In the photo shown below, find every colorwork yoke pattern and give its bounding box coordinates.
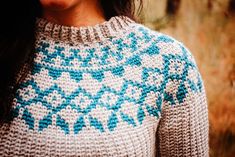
[0,16,209,156]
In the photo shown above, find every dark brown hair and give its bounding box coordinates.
[0,0,143,124]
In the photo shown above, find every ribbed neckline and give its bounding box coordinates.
[35,16,135,44]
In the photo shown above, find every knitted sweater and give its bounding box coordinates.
[0,16,209,157]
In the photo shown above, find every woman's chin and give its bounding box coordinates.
[40,0,78,11]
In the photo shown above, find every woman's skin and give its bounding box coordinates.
[40,0,106,27]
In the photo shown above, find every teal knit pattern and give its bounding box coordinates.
[0,16,209,157]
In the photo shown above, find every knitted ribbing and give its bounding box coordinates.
[0,16,209,157]
[36,16,134,44]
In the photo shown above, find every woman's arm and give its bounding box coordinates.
[156,42,209,156]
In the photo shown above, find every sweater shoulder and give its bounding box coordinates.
[128,23,196,64]
[127,23,199,72]
[127,24,204,104]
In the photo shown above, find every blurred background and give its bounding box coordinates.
[138,0,235,156]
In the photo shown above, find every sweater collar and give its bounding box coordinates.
[35,16,135,44]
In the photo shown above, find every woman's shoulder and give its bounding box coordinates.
[127,23,204,96]
[127,22,199,70]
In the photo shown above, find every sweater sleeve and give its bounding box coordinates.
[156,42,209,157]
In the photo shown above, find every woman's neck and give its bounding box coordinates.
[41,0,106,27]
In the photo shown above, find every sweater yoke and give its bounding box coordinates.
[0,16,209,157]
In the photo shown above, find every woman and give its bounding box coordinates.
[0,0,209,156]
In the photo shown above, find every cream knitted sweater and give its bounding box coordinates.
[0,16,209,156]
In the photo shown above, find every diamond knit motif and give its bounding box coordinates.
[11,25,202,135]
[1,16,208,157]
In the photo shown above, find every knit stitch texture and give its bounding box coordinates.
[0,16,209,156]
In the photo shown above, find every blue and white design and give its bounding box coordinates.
[11,25,203,135]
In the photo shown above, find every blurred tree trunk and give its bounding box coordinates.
[166,0,181,15]
[228,0,235,14]
[207,0,213,11]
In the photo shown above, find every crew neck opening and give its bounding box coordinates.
[35,16,135,44]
